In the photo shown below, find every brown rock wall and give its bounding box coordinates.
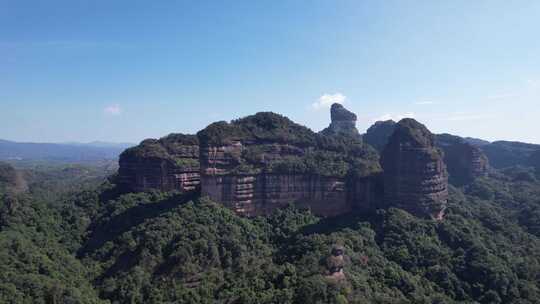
[201,172,355,217]
[381,119,449,219]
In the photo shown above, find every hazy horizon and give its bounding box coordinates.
[2,1,539,144]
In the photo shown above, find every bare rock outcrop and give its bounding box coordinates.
[320,103,360,138]
[198,112,380,217]
[325,245,346,281]
[364,120,488,186]
[118,134,200,192]
[381,119,448,219]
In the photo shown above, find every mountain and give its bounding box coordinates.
[2,107,540,303]
[363,120,396,152]
[119,104,456,219]
[380,118,448,219]
[363,121,540,170]
[0,139,134,163]
[480,141,540,169]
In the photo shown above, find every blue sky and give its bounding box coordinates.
[1,1,539,144]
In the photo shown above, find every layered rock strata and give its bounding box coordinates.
[201,172,350,216]
[198,112,380,217]
[118,134,200,192]
[381,119,448,219]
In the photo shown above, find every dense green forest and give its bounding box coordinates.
[1,159,540,303]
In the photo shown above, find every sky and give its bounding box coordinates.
[1,0,539,144]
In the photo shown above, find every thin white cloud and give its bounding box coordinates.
[371,112,415,123]
[0,40,127,50]
[486,93,518,100]
[312,93,346,110]
[104,104,122,116]
[446,113,495,121]
[527,79,540,88]
[414,101,437,105]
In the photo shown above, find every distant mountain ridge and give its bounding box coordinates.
[0,139,134,163]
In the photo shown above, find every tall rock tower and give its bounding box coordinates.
[320,103,360,138]
[381,118,448,219]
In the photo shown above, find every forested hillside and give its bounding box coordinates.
[1,159,540,303]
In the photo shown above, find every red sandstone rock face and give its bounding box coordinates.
[381,119,449,219]
[118,134,200,192]
[195,111,383,217]
[199,139,377,217]
[119,158,199,192]
[201,172,351,216]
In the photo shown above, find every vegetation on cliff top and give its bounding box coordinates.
[387,118,435,149]
[198,112,381,177]
[120,133,199,166]
[480,141,540,169]
[197,112,317,147]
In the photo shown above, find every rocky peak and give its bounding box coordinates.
[331,103,357,122]
[320,103,360,138]
[363,120,397,152]
[391,118,436,147]
[381,118,448,219]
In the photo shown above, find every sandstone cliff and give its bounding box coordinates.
[365,120,488,186]
[198,112,381,217]
[436,134,489,185]
[320,103,360,138]
[381,119,448,219]
[118,134,200,192]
